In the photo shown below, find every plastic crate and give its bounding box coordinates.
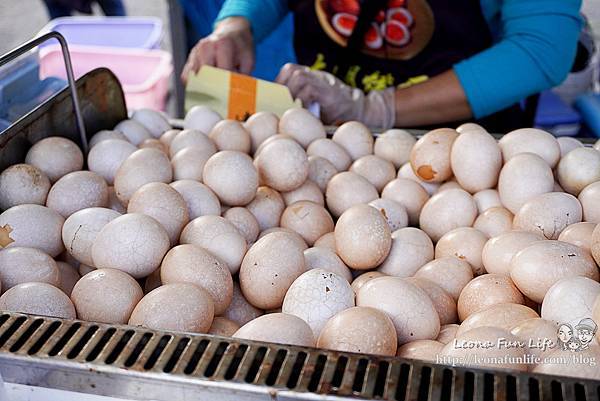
[534,90,581,137]
[39,45,172,111]
[38,16,163,49]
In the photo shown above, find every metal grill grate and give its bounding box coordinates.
[0,313,598,401]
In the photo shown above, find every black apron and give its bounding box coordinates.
[289,0,527,132]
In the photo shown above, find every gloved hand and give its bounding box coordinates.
[276,63,396,129]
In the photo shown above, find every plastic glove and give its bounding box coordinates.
[276,63,396,129]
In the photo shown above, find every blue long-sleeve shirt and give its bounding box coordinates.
[216,0,582,119]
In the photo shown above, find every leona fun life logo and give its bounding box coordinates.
[557,318,597,352]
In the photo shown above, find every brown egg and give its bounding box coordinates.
[203,151,258,206]
[55,261,80,295]
[171,147,214,181]
[314,232,336,252]
[258,227,308,250]
[557,222,596,253]
[499,128,560,168]
[481,231,544,276]
[304,247,352,282]
[91,213,170,278]
[513,192,582,240]
[25,137,83,182]
[510,240,598,303]
[397,162,440,195]
[379,227,434,277]
[280,201,334,246]
[0,282,75,318]
[415,257,473,301]
[114,119,153,145]
[0,247,59,290]
[0,204,65,257]
[281,180,324,206]
[351,271,386,292]
[140,138,168,153]
[381,178,430,225]
[436,324,459,344]
[457,303,539,336]
[208,119,252,153]
[160,244,233,315]
[62,207,121,266]
[46,171,108,218]
[233,313,315,346]
[317,306,397,356]
[397,340,444,361]
[435,227,488,276]
[244,111,278,153]
[350,155,396,191]
[170,180,221,219]
[335,204,391,270]
[498,153,554,214]
[87,139,137,185]
[374,129,416,168]
[533,347,600,380]
[332,121,374,161]
[169,129,217,157]
[183,105,222,133]
[209,317,240,337]
[419,189,478,242]
[410,128,459,182]
[222,282,264,326]
[89,130,128,148]
[132,108,171,138]
[473,207,513,238]
[159,129,180,149]
[129,283,214,333]
[510,318,557,358]
[246,186,285,231]
[473,189,502,213]
[557,136,583,157]
[127,182,189,245]
[114,148,172,205]
[0,164,51,210]
[541,276,600,329]
[180,216,247,274]
[107,186,126,214]
[307,156,338,192]
[406,277,457,325]
[368,198,409,232]
[579,181,600,223]
[557,147,600,195]
[278,108,326,147]
[450,129,502,193]
[71,268,143,323]
[239,232,306,309]
[326,172,378,218]
[256,138,308,192]
[254,134,296,157]
[223,207,260,244]
[357,276,440,344]
[457,274,524,321]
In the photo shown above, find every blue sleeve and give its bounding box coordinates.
[454,0,582,118]
[216,0,289,43]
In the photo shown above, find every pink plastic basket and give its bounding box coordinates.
[39,45,172,111]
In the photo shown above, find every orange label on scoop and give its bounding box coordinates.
[228,72,257,121]
[0,224,14,248]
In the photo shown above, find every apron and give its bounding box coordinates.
[289,0,527,132]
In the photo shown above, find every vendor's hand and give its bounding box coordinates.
[182,17,255,83]
[276,63,396,129]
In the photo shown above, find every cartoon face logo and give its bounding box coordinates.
[558,324,573,344]
[566,338,581,352]
[558,319,597,352]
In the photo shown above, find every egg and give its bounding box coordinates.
[254,134,295,157]
[331,121,374,160]
[513,192,582,239]
[203,151,258,206]
[557,222,596,253]
[114,148,172,205]
[593,224,600,266]
[171,147,214,181]
[510,318,557,358]
[240,232,306,309]
[510,240,598,303]
[114,119,153,145]
[374,129,416,168]
[351,271,386,292]
[314,232,336,251]
[258,227,308,250]
[396,340,444,362]
[450,129,502,193]
[233,313,315,346]
[127,182,189,245]
[326,172,378,218]
[557,147,600,195]
[349,155,395,191]
[107,186,126,214]
[246,186,285,231]
[473,189,502,213]
[160,244,233,315]
[278,107,326,148]
[46,171,108,218]
[381,178,430,225]
[170,180,221,220]
[209,317,240,337]
[159,129,180,149]
[87,139,137,185]
[282,269,354,337]
[379,227,433,277]
[481,231,544,276]
[129,282,214,333]
[0,247,59,289]
[0,282,75,319]
[256,138,308,192]
[89,130,128,148]
[596,139,600,151]
[498,153,554,214]
[434,227,488,275]
[541,276,600,327]
[208,119,252,153]
[131,108,171,138]
[533,347,600,380]
[498,128,560,168]
[303,247,352,282]
[579,181,600,223]
[415,257,473,301]
[183,105,222,133]
[435,181,463,193]
[0,164,51,210]
[457,303,539,336]
[335,204,391,270]
[71,268,143,323]
[405,277,457,325]
[280,201,334,246]
[436,324,459,344]
[62,207,121,266]
[557,136,584,157]
[223,207,260,244]
[473,207,513,238]
[419,189,478,242]
[140,138,168,154]
[317,306,397,356]
[0,204,65,256]
[457,274,524,321]
[222,282,264,326]
[25,137,83,183]
[397,162,440,195]
[456,123,487,134]
[169,129,217,157]
[244,111,278,153]
[307,156,338,192]
[410,128,458,182]
[357,276,440,344]
[91,213,170,278]
[180,215,247,274]
[55,261,79,296]
[368,198,409,232]
[281,180,324,206]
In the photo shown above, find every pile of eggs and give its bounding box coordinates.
[1,105,600,379]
